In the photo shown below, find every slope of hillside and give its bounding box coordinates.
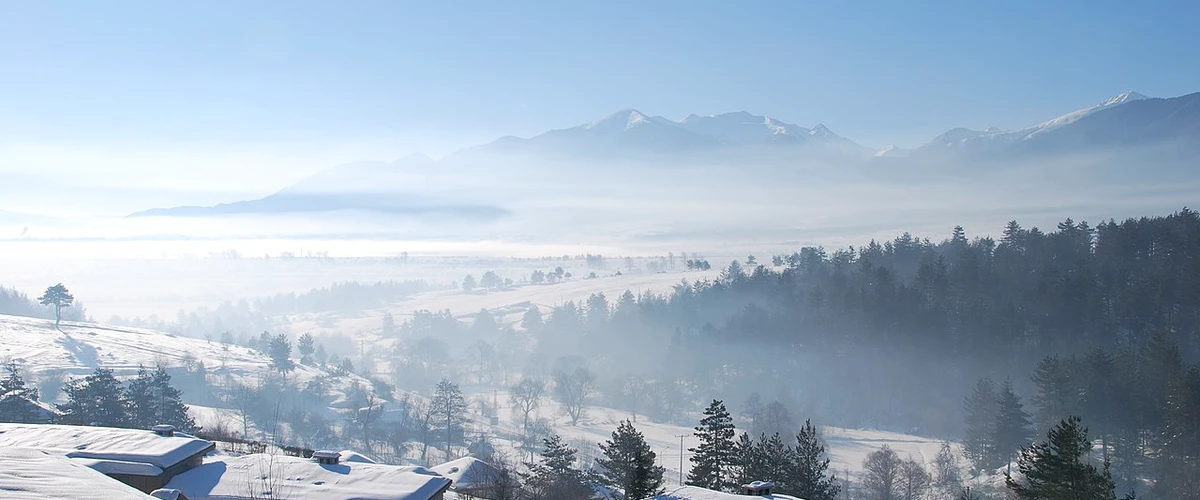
[0,314,380,411]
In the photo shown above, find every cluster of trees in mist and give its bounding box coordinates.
[0,284,89,324]
[0,360,195,432]
[961,335,1200,498]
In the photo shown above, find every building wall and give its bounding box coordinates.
[108,472,165,493]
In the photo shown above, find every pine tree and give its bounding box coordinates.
[149,366,196,432]
[1006,416,1116,500]
[297,332,316,364]
[431,378,467,459]
[123,365,195,432]
[1155,366,1200,499]
[59,368,126,427]
[266,333,295,374]
[687,399,736,490]
[597,420,664,499]
[789,420,840,500]
[1031,354,1077,436]
[0,359,40,423]
[992,380,1034,472]
[521,305,543,333]
[38,283,74,330]
[521,434,592,500]
[732,432,766,487]
[1078,348,1116,460]
[756,433,791,490]
[123,366,155,428]
[962,377,998,471]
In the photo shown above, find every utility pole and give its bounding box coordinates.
[675,434,687,485]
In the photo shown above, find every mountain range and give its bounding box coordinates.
[131,90,1200,218]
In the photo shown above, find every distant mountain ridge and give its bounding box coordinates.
[129,90,1200,218]
[891,91,1198,157]
[452,108,871,159]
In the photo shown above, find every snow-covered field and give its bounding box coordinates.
[286,267,722,337]
[458,387,961,486]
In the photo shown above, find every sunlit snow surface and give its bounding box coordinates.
[0,447,153,500]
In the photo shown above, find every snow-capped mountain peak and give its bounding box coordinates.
[1101,90,1148,107]
[678,111,808,143]
[918,89,1173,154]
[583,108,667,133]
[809,123,835,139]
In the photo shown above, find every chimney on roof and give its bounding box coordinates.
[742,481,775,496]
[152,424,176,437]
[313,450,340,465]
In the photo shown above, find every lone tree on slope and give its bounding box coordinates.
[38,283,74,330]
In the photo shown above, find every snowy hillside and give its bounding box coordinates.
[0,314,385,415]
[0,314,265,379]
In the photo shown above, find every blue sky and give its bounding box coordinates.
[1,0,1198,203]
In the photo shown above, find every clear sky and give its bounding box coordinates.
[1,0,1198,210]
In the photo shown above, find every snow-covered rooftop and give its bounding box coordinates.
[0,423,214,470]
[165,453,453,500]
[429,456,500,490]
[71,457,164,477]
[0,447,154,500]
[647,485,803,500]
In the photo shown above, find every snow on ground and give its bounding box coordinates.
[820,426,954,478]
[0,314,268,380]
[188,405,258,436]
[650,485,802,500]
[471,388,960,485]
[164,452,452,500]
[0,447,154,500]
[0,314,389,435]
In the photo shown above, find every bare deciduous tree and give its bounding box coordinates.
[510,378,546,438]
[898,456,931,500]
[552,367,596,426]
[862,445,902,500]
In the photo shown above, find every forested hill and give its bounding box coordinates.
[523,208,1199,438]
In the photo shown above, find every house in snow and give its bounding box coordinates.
[0,423,215,493]
[0,447,156,500]
[163,449,453,500]
[645,484,804,500]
